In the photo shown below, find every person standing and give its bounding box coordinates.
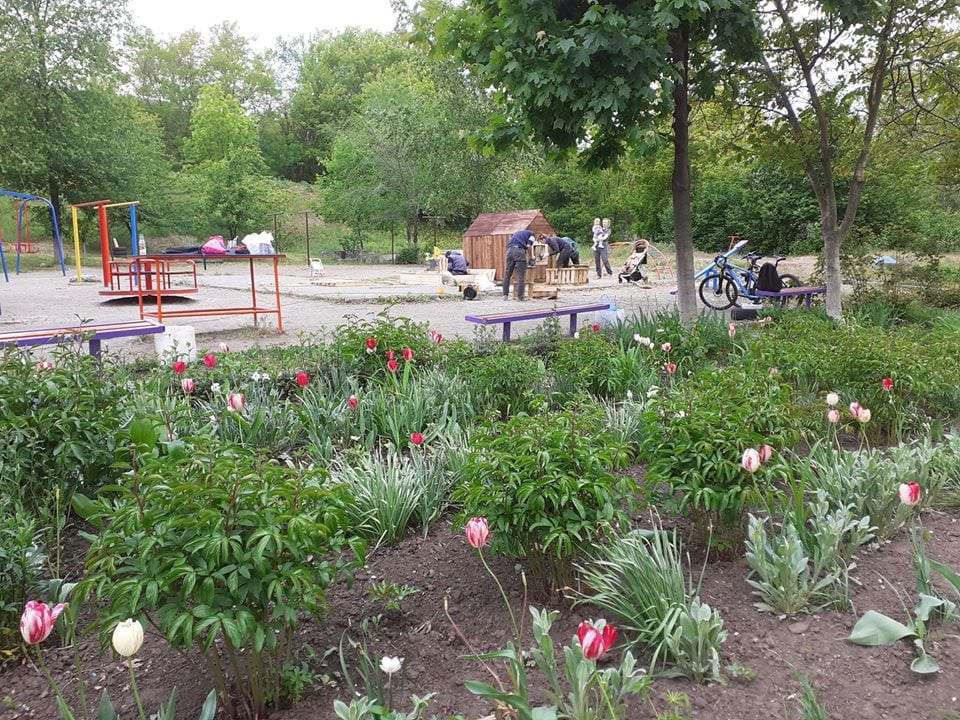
[503,229,535,300]
[593,218,613,278]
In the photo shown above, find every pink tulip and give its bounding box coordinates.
[666,363,677,374]
[365,337,377,353]
[385,350,396,361]
[849,401,862,418]
[429,330,443,344]
[403,347,415,362]
[856,407,871,423]
[882,377,894,391]
[728,322,736,338]
[577,621,617,661]
[661,342,672,352]
[20,601,67,645]
[410,432,425,446]
[172,360,187,374]
[218,342,230,354]
[826,408,840,424]
[347,395,359,410]
[898,482,920,506]
[227,393,245,412]
[742,448,761,473]
[592,324,601,332]
[203,353,217,369]
[769,367,779,376]
[181,378,196,394]
[387,359,400,373]
[37,360,54,371]
[295,372,309,387]
[759,444,774,464]
[465,517,489,548]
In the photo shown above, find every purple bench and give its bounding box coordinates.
[754,285,826,309]
[466,303,610,341]
[0,319,165,358]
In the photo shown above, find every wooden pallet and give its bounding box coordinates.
[529,284,559,299]
[545,266,590,285]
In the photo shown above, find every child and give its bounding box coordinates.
[593,217,613,278]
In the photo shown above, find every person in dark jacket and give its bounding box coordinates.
[445,250,469,275]
[542,235,578,268]
[503,229,535,300]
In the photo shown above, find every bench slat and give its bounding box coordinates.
[466,303,610,325]
[754,286,825,297]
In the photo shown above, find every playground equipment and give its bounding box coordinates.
[0,190,67,281]
[67,199,141,285]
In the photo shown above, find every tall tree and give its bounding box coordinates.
[0,0,126,214]
[741,0,958,317]
[427,0,759,323]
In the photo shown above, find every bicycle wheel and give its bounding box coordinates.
[777,273,803,308]
[699,273,739,310]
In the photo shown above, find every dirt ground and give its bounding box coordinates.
[3,510,959,720]
[0,252,818,359]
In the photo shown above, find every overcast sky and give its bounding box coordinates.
[127,0,397,48]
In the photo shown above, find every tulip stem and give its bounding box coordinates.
[33,647,71,716]
[477,550,520,645]
[597,672,619,720]
[127,658,148,720]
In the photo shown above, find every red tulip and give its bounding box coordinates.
[577,621,617,661]
[882,377,894,391]
[37,360,54,371]
[218,342,230,354]
[347,395,359,410]
[386,350,396,361]
[181,378,196,394]
[227,393,245,412]
[666,363,677,374]
[592,324,601,332]
[898,482,920,506]
[429,330,443,344]
[410,432,425,446]
[759,444,774,464]
[172,360,187,374]
[742,448,761,473]
[387,359,400,373]
[402,347,415,362]
[203,353,217,369]
[465,517,489,548]
[20,601,66,645]
[296,372,309,387]
[365,337,377,353]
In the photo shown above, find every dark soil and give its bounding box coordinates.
[3,513,960,720]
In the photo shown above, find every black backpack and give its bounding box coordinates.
[756,262,783,293]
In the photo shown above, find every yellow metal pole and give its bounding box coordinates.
[71,207,83,282]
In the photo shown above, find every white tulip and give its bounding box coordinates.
[826,392,839,406]
[112,618,144,657]
[380,655,403,675]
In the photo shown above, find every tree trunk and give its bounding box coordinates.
[822,219,843,319]
[669,25,697,326]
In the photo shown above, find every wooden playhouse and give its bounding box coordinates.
[462,209,556,281]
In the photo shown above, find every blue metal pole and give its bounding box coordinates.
[46,199,66,275]
[130,204,138,256]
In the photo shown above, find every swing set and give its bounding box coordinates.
[0,190,67,281]
[67,199,141,285]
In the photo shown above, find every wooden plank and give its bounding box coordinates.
[465,303,610,324]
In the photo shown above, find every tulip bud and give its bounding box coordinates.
[347,395,359,410]
[112,618,144,657]
[856,407,871,423]
[172,360,187,374]
[410,432,425,446]
[365,337,377,353]
[465,517,489,548]
[882,377,894,391]
[402,347,415,362]
[826,408,840,424]
[661,342,671,352]
[37,360,55,371]
[768,367,779,376]
[227,393,245,412]
[181,378,196,394]
[759,444,774,464]
[826,392,839,406]
[666,363,677,374]
[741,448,761,473]
[728,322,736,338]
[898,482,920,506]
[295,372,309,387]
[849,401,862,418]
[592,324,601,332]
[19,601,66,645]
[203,353,217,369]
[387,359,399,373]
[218,342,230,354]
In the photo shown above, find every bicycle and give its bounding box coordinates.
[697,250,802,310]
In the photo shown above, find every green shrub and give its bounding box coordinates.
[394,246,421,264]
[640,364,801,551]
[462,346,549,420]
[331,310,436,380]
[79,425,364,719]
[455,408,632,596]
[0,504,44,653]
[548,331,619,396]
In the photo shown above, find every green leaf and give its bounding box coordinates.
[198,689,218,720]
[129,419,159,447]
[532,707,558,720]
[97,690,117,720]
[847,611,916,646]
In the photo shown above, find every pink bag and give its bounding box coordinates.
[201,236,227,255]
